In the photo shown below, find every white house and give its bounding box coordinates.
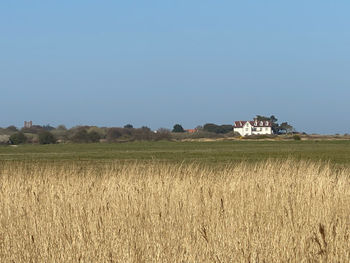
[234,119,273,136]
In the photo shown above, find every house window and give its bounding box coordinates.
[245,128,248,131]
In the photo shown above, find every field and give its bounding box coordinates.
[1,140,350,262]
[0,140,349,165]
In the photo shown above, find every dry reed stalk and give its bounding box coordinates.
[0,160,349,262]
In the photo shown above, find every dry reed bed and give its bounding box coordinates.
[0,161,350,262]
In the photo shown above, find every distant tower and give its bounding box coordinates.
[24,121,33,128]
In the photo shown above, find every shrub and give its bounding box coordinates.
[293,135,301,141]
[6,125,18,133]
[133,127,154,141]
[42,125,55,131]
[21,125,45,134]
[87,131,101,143]
[56,125,67,131]
[87,127,106,138]
[172,124,185,133]
[71,129,90,143]
[155,128,171,141]
[106,128,123,142]
[9,132,27,145]
[203,123,233,134]
[38,131,56,144]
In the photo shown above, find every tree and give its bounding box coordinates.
[42,124,55,131]
[21,125,44,134]
[71,129,90,143]
[124,124,133,129]
[270,115,278,124]
[6,125,18,132]
[203,123,232,134]
[106,128,123,142]
[38,131,56,144]
[269,115,279,134]
[220,125,233,134]
[203,123,219,133]
[56,125,67,131]
[133,127,154,141]
[9,132,27,145]
[279,122,293,134]
[255,115,270,121]
[172,124,185,133]
[155,128,171,141]
[87,131,101,143]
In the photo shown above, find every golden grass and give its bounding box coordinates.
[0,161,350,262]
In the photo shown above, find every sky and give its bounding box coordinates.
[1,1,349,134]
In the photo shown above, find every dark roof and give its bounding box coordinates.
[234,120,271,128]
[234,121,247,128]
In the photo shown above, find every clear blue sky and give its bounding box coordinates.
[1,1,349,134]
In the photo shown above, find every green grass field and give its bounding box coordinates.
[0,140,349,166]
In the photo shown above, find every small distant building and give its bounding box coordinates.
[24,121,33,129]
[185,129,197,133]
[234,118,273,136]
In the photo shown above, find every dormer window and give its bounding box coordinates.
[259,121,263,126]
[265,121,269,126]
[254,121,257,126]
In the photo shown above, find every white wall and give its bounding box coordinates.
[251,127,272,135]
[233,127,244,136]
[234,125,272,136]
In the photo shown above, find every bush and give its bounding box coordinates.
[9,132,27,145]
[21,125,45,134]
[71,129,90,143]
[133,127,154,141]
[56,125,67,131]
[155,128,171,141]
[6,125,18,133]
[87,131,101,143]
[106,128,123,142]
[39,131,56,144]
[42,125,55,131]
[203,123,233,134]
[87,127,106,138]
[293,135,301,141]
[172,124,185,133]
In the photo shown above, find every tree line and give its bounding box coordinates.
[0,115,295,145]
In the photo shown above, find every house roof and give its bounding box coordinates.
[234,121,247,128]
[234,120,271,128]
[186,129,197,133]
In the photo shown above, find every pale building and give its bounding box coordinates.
[24,121,33,128]
[234,119,273,136]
